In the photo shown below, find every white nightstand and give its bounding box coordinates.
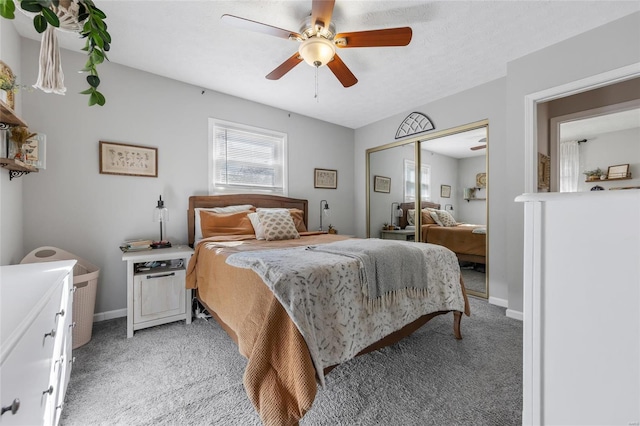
[380,229,416,241]
[122,245,193,338]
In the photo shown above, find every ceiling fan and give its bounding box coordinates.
[470,137,487,151]
[221,0,412,88]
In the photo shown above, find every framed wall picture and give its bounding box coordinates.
[23,133,46,169]
[99,141,158,177]
[440,184,451,198]
[373,175,391,193]
[607,163,630,179]
[538,153,550,190]
[314,168,337,189]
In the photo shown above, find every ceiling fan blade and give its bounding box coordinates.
[470,145,487,151]
[221,14,301,40]
[266,53,303,80]
[311,0,335,29]
[335,27,413,48]
[327,54,358,88]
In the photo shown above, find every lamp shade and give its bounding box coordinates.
[299,36,336,67]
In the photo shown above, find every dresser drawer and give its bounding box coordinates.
[1,281,62,426]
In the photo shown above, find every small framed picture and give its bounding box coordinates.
[314,168,337,189]
[99,141,158,177]
[23,133,46,169]
[373,175,391,193]
[606,164,630,179]
[440,184,451,198]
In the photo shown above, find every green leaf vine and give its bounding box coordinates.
[0,0,111,106]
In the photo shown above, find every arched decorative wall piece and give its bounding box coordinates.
[395,112,435,139]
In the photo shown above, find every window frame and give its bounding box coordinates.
[403,159,431,203]
[208,118,288,195]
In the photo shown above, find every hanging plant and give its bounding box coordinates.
[0,0,111,106]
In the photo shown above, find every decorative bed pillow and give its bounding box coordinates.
[248,212,265,240]
[195,205,254,242]
[407,209,415,226]
[421,209,437,224]
[430,210,457,227]
[288,208,308,233]
[429,211,444,226]
[255,208,307,233]
[200,209,255,238]
[257,209,300,241]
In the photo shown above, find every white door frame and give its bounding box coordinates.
[521,62,640,425]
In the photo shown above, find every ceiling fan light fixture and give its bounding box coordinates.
[298,36,336,68]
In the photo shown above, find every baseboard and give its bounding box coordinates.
[93,308,127,322]
[506,309,523,321]
[488,296,508,308]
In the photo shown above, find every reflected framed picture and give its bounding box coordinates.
[607,163,630,179]
[373,175,391,193]
[99,141,158,177]
[440,184,451,198]
[314,168,337,189]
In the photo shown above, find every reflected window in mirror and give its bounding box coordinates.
[404,159,430,202]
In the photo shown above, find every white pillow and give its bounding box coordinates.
[429,211,443,226]
[407,209,415,226]
[194,205,254,243]
[257,209,299,241]
[248,212,265,240]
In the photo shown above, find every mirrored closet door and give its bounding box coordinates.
[366,120,489,298]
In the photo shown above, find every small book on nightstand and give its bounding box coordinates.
[120,239,153,252]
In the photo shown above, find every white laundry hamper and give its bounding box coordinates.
[21,246,100,349]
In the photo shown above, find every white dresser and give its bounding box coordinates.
[1,260,76,426]
[517,190,639,425]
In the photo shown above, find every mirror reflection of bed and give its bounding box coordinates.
[367,121,488,298]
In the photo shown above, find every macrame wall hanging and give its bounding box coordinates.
[20,0,83,95]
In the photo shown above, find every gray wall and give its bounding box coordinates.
[17,39,354,315]
[505,11,640,314]
[457,155,486,225]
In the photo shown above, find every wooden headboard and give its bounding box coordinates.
[188,194,308,246]
[399,201,441,229]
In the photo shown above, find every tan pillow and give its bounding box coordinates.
[421,210,437,224]
[200,210,255,237]
[257,209,300,241]
[288,208,308,233]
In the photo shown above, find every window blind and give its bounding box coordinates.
[212,122,286,194]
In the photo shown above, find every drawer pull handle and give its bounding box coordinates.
[1,399,20,416]
[55,309,65,319]
[70,286,77,293]
[69,322,76,330]
[44,329,56,339]
[146,272,175,279]
[42,385,54,396]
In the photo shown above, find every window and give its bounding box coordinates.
[209,118,287,195]
[404,159,430,202]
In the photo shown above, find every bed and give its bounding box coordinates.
[186,194,470,425]
[400,201,486,265]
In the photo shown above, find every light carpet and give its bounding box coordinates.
[60,297,522,425]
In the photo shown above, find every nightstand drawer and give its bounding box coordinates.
[133,269,186,323]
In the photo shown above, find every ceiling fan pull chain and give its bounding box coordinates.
[315,66,319,102]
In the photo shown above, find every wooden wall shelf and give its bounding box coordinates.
[585,176,632,183]
[0,158,38,180]
[0,100,27,128]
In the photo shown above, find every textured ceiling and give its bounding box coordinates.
[11,1,640,129]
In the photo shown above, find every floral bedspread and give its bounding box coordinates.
[226,240,465,385]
